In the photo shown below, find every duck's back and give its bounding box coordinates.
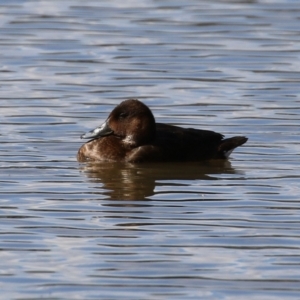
[153,123,224,161]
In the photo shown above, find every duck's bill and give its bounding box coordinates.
[81,120,113,139]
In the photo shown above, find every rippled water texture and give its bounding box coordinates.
[1,0,300,299]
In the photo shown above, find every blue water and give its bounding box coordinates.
[0,0,300,299]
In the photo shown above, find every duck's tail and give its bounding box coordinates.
[217,136,248,159]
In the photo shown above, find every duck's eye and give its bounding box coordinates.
[119,112,128,119]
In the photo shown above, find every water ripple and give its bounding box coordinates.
[0,0,300,299]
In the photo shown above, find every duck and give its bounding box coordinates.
[77,99,247,163]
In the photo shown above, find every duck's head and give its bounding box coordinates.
[81,99,156,147]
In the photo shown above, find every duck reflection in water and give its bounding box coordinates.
[79,160,243,200]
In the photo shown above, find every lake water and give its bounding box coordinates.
[1,0,300,299]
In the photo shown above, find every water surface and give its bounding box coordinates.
[1,0,300,299]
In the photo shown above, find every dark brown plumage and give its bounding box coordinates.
[77,99,247,163]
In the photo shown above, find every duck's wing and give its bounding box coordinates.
[155,123,223,160]
[155,123,247,160]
